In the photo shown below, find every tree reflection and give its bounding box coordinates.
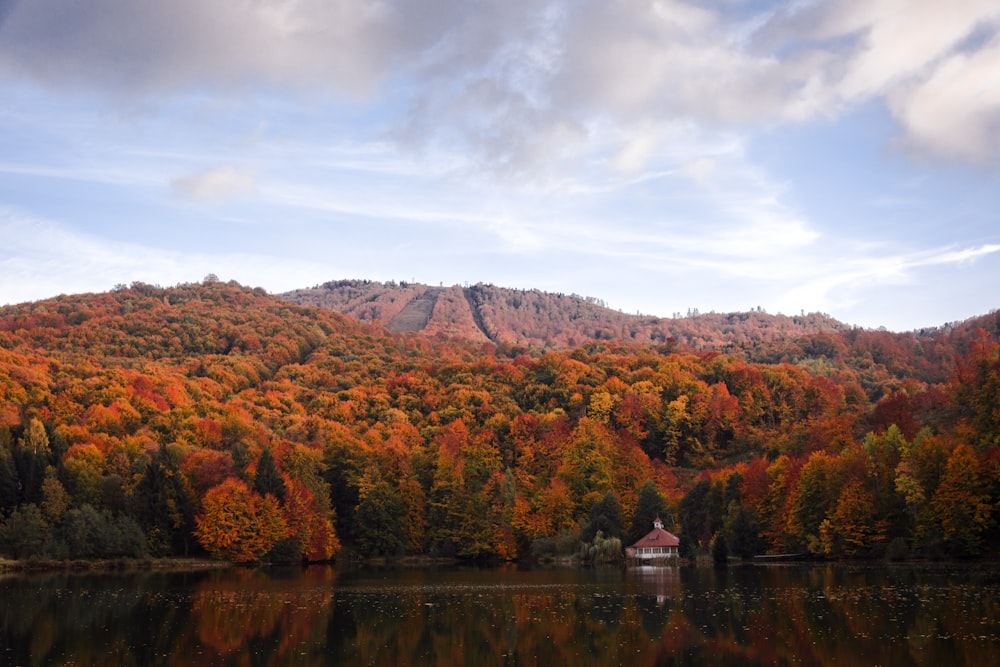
[1,564,998,665]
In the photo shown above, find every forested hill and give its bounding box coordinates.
[1,280,998,564]
[283,279,999,386]
[280,280,851,350]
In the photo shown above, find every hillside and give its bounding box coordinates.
[283,279,1000,388]
[281,280,851,350]
[1,280,998,563]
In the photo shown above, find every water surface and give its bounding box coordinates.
[2,563,997,665]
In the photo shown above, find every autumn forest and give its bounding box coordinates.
[1,280,998,564]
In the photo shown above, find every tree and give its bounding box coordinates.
[62,443,106,508]
[55,505,146,559]
[727,505,762,560]
[712,533,729,565]
[787,452,841,553]
[557,418,615,511]
[279,479,341,562]
[924,444,992,556]
[954,334,1000,450]
[626,481,667,546]
[13,421,49,505]
[130,446,195,557]
[678,479,722,552]
[817,481,883,558]
[253,447,286,502]
[582,530,623,563]
[661,395,691,466]
[580,491,624,543]
[40,469,70,524]
[0,445,21,513]
[21,418,50,456]
[0,504,49,559]
[195,478,288,562]
[354,480,407,557]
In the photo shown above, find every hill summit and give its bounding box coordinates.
[281,280,850,350]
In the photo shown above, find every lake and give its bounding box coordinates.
[1,563,998,665]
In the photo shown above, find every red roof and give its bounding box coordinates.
[629,518,680,549]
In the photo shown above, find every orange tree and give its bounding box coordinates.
[195,477,288,562]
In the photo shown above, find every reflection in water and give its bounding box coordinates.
[2,564,999,665]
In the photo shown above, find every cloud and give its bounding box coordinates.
[776,242,1000,316]
[0,209,331,305]
[171,165,256,203]
[2,0,999,169]
[0,0,406,96]
[768,0,1000,162]
[887,33,1000,163]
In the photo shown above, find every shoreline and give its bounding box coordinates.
[0,557,230,574]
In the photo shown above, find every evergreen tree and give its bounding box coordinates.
[728,505,762,560]
[712,533,729,565]
[0,445,19,513]
[626,481,667,545]
[130,446,194,557]
[580,491,624,543]
[679,479,721,552]
[355,480,407,557]
[253,447,287,501]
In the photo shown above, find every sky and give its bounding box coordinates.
[1,0,999,332]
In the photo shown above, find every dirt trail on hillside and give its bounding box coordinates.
[387,288,441,332]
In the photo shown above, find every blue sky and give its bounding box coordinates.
[1,0,998,331]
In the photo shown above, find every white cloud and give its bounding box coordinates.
[171,166,257,203]
[774,0,1000,162]
[3,0,999,167]
[888,34,1000,163]
[0,210,330,305]
[776,242,1000,316]
[1,0,998,332]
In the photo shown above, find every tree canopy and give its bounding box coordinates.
[0,281,997,561]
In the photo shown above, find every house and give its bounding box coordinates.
[626,517,680,561]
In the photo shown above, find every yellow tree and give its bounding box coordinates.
[557,417,614,512]
[818,481,884,557]
[923,444,993,556]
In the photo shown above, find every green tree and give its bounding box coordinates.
[0,444,19,513]
[322,439,363,542]
[626,481,667,546]
[130,446,195,557]
[582,530,623,563]
[712,533,729,565]
[55,505,146,559]
[355,480,408,557]
[727,505,762,560]
[0,504,49,559]
[787,451,842,553]
[253,447,287,501]
[557,418,614,510]
[679,479,722,552]
[580,491,624,543]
